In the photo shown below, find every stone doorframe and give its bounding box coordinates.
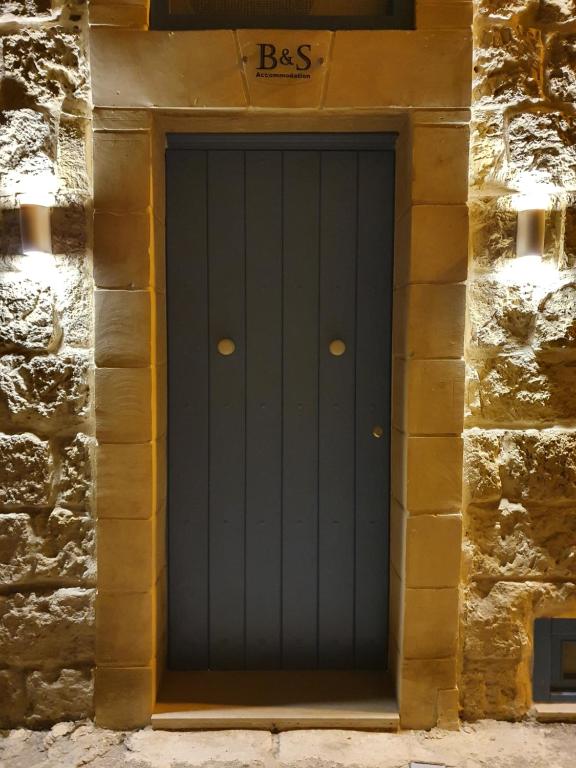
[89,21,471,732]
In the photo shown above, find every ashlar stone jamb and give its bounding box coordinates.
[92,124,158,729]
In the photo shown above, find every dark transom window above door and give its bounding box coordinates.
[166,133,395,672]
[151,0,414,31]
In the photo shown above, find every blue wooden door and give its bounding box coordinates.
[166,134,395,670]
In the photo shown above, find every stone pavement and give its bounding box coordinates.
[1,720,576,768]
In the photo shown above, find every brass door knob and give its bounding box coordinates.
[329,339,346,357]
[372,425,384,439]
[217,338,236,356]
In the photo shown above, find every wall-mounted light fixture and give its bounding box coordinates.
[19,198,52,257]
[514,188,549,260]
[17,175,56,257]
[18,195,52,256]
[496,186,557,289]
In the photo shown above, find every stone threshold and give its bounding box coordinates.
[152,670,399,731]
[533,702,576,723]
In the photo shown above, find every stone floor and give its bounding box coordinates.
[1,720,576,768]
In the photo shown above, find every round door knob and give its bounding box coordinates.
[217,338,236,356]
[329,339,346,357]
[372,425,384,439]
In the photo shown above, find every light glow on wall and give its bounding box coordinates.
[511,175,554,212]
[513,189,552,213]
[496,254,558,290]
[17,172,57,208]
[16,250,58,280]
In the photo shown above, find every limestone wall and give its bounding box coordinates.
[463,0,576,719]
[0,1,94,726]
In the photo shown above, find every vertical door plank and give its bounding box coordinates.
[208,150,246,669]
[282,150,321,669]
[318,151,357,668]
[166,149,210,669]
[355,150,395,668]
[245,151,283,669]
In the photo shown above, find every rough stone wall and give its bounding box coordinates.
[463,0,576,719]
[0,0,94,727]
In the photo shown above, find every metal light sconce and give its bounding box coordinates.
[496,187,555,286]
[19,198,52,257]
[515,188,549,260]
[17,175,56,257]
[516,207,545,259]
